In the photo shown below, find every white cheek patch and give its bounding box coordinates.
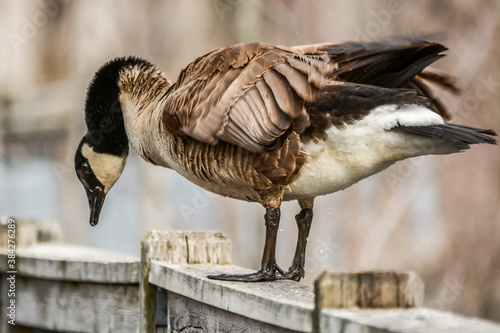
[81,143,127,193]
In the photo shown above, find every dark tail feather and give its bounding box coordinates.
[417,68,461,95]
[331,40,447,89]
[399,123,497,145]
[405,77,451,120]
[321,39,454,119]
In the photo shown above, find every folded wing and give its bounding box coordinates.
[165,39,461,153]
[164,42,336,152]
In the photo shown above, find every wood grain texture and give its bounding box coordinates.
[14,276,138,332]
[0,243,140,332]
[314,271,424,310]
[166,291,301,333]
[0,243,139,283]
[0,218,62,249]
[148,262,314,332]
[140,231,231,333]
[149,263,500,333]
[320,308,500,333]
[0,236,498,333]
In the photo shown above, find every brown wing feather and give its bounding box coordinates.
[165,42,335,152]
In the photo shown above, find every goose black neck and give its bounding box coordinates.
[83,93,128,156]
[84,57,150,156]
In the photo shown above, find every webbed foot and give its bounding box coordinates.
[208,265,285,282]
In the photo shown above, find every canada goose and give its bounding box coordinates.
[75,39,496,282]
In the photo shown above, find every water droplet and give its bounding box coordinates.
[295,30,298,34]
[279,228,283,232]
[306,237,310,241]
[328,212,331,216]
[320,248,324,253]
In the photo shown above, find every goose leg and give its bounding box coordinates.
[208,208,284,282]
[281,199,314,282]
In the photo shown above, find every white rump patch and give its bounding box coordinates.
[369,104,444,130]
[285,104,447,199]
[81,143,127,192]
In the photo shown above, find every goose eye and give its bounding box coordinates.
[81,162,91,174]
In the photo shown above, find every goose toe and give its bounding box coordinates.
[208,265,285,282]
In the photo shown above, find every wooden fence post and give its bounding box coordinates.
[139,231,231,333]
[0,218,62,248]
[314,271,424,332]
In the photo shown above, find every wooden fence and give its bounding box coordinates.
[1,219,500,333]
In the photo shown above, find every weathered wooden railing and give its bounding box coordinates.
[1,219,500,333]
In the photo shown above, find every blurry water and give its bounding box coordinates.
[1,156,59,219]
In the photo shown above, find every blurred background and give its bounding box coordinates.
[1,0,499,322]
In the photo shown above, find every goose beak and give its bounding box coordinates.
[86,186,106,226]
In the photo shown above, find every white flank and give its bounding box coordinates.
[81,143,127,192]
[285,104,445,200]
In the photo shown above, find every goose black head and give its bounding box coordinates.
[75,137,128,226]
[75,57,145,226]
